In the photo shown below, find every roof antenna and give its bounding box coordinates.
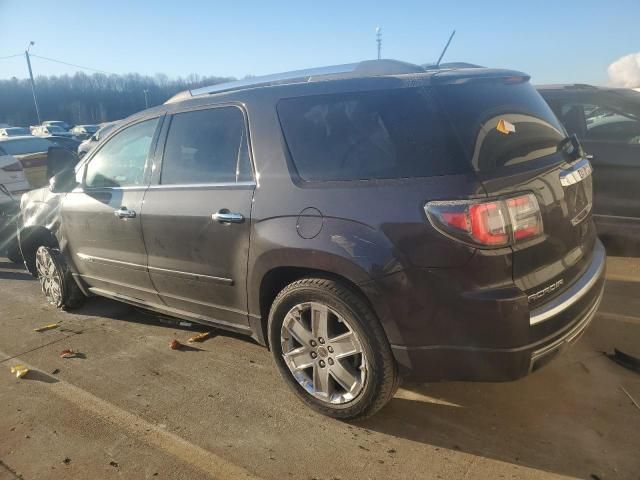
[435,30,456,67]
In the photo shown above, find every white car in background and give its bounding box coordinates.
[0,127,32,137]
[32,125,74,138]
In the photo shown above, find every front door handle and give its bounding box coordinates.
[212,210,244,224]
[114,206,136,219]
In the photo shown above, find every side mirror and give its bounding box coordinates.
[49,168,78,194]
[47,146,79,179]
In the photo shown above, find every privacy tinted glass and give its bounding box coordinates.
[277,88,468,181]
[161,107,251,185]
[437,81,566,171]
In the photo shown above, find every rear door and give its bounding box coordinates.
[61,116,163,303]
[434,76,596,304]
[141,105,254,329]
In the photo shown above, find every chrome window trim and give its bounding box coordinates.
[529,241,605,326]
[148,181,256,190]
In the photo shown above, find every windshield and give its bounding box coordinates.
[0,137,53,155]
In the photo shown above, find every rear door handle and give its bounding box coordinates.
[212,210,244,224]
[114,206,136,219]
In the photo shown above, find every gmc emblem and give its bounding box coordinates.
[528,279,564,302]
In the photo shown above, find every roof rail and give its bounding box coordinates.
[165,59,425,104]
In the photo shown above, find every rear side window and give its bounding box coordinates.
[161,107,252,185]
[277,88,468,181]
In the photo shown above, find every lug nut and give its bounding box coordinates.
[318,337,325,344]
[310,340,317,347]
[319,360,326,368]
[310,351,317,359]
[327,346,334,353]
[328,358,334,366]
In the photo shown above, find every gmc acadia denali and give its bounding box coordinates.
[18,60,606,419]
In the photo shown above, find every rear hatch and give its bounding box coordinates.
[433,71,596,307]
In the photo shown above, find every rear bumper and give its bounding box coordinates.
[390,240,606,382]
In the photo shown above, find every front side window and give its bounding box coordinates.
[161,107,251,185]
[553,92,640,144]
[84,118,159,188]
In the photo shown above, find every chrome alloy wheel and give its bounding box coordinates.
[281,302,367,404]
[35,247,63,306]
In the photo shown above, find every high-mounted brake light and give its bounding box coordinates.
[425,193,543,248]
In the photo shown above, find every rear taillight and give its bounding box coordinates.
[425,193,543,248]
[2,161,23,172]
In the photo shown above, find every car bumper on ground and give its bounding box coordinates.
[389,240,606,382]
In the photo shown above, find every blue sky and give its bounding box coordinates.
[0,0,638,85]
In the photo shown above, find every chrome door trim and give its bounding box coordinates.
[77,252,234,285]
[76,253,147,272]
[147,265,233,286]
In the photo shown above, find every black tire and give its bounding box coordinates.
[268,278,398,419]
[35,246,85,310]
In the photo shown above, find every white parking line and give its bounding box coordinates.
[2,351,261,480]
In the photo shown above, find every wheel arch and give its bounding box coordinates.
[251,263,398,349]
[18,225,59,276]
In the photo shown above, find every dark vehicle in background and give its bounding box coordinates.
[77,121,118,158]
[42,120,71,131]
[538,85,640,242]
[0,127,31,137]
[49,136,81,153]
[0,136,54,188]
[18,60,605,419]
[70,125,99,140]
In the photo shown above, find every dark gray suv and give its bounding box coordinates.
[18,60,606,419]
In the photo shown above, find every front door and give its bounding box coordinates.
[549,92,640,222]
[141,106,254,329]
[62,117,163,303]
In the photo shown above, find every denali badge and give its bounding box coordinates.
[528,279,564,302]
[560,160,592,187]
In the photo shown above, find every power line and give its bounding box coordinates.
[29,54,116,75]
[0,53,22,60]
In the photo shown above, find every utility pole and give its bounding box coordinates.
[143,89,149,109]
[25,41,41,125]
[376,26,382,60]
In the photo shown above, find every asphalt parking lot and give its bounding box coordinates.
[1,250,639,480]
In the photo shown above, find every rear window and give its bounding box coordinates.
[436,80,566,171]
[0,137,53,155]
[277,88,468,181]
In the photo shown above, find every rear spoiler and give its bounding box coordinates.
[431,68,531,86]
